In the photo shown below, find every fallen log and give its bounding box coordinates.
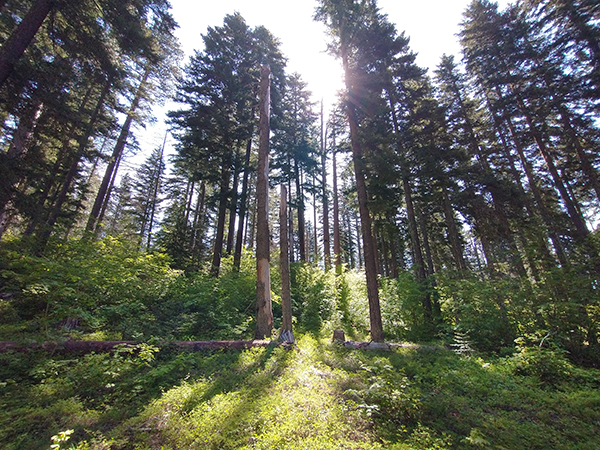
[0,339,274,354]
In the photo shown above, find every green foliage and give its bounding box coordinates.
[380,272,431,342]
[0,236,179,339]
[291,263,337,334]
[435,271,521,353]
[159,254,257,340]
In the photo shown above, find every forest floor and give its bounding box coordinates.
[1,334,600,449]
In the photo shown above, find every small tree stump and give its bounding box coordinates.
[332,329,345,343]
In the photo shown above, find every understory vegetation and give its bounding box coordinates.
[1,237,600,449]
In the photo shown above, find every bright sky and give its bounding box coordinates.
[131,0,512,165]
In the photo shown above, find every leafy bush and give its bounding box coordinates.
[290,263,337,334]
[0,236,179,339]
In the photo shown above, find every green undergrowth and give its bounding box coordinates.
[1,336,600,449]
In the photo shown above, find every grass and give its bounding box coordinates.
[1,335,600,449]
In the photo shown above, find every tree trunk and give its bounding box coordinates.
[441,185,467,271]
[321,102,331,270]
[145,134,166,250]
[86,66,151,234]
[233,137,253,271]
[279,184,294,343]
[343,52,384,342]
[35,80,110,251]
[0,98,43,239]
[0,0,54,88]
[332,147,342,273]
[226,156,240,255]
[294,161,306,262]
[210,165,231,277]
[255,65,273,339]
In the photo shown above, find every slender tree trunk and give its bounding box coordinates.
[146,133,166,250]
[0,0,54,88]
[0,98,43,238]
[35,80,110,251]
[234,136,253,271]
[517,97,589,241]
[210,165,231,277]
[321,101,331,270]
[86,66,151,234]
[279,184,294,343]
[332,148,342,273]
[226,155,240,255]
[294,161,306,262]
[312,176,318,262]
[255,65,273,339]
[441,185,467,271]
[343,52,384,342]
[504,115,569,266]
[190,181,206,253]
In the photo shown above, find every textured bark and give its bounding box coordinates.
[255,65,273,339]
[0,0,54,87]
[279,184,294,342]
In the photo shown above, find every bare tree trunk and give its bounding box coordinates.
[0,0,54,88]
[279,184,294,343]
[255,65,273,339]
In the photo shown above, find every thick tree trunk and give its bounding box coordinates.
[343,53,384,342]
[0,0,54,88]
[279,184,294,343]
[255,65,273,339]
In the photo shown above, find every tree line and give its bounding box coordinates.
[1,0,600,361]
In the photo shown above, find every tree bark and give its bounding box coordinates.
[255,65,273,339]
[343,52,384,342]
[0,0,54,88]
[279,184,294,343]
